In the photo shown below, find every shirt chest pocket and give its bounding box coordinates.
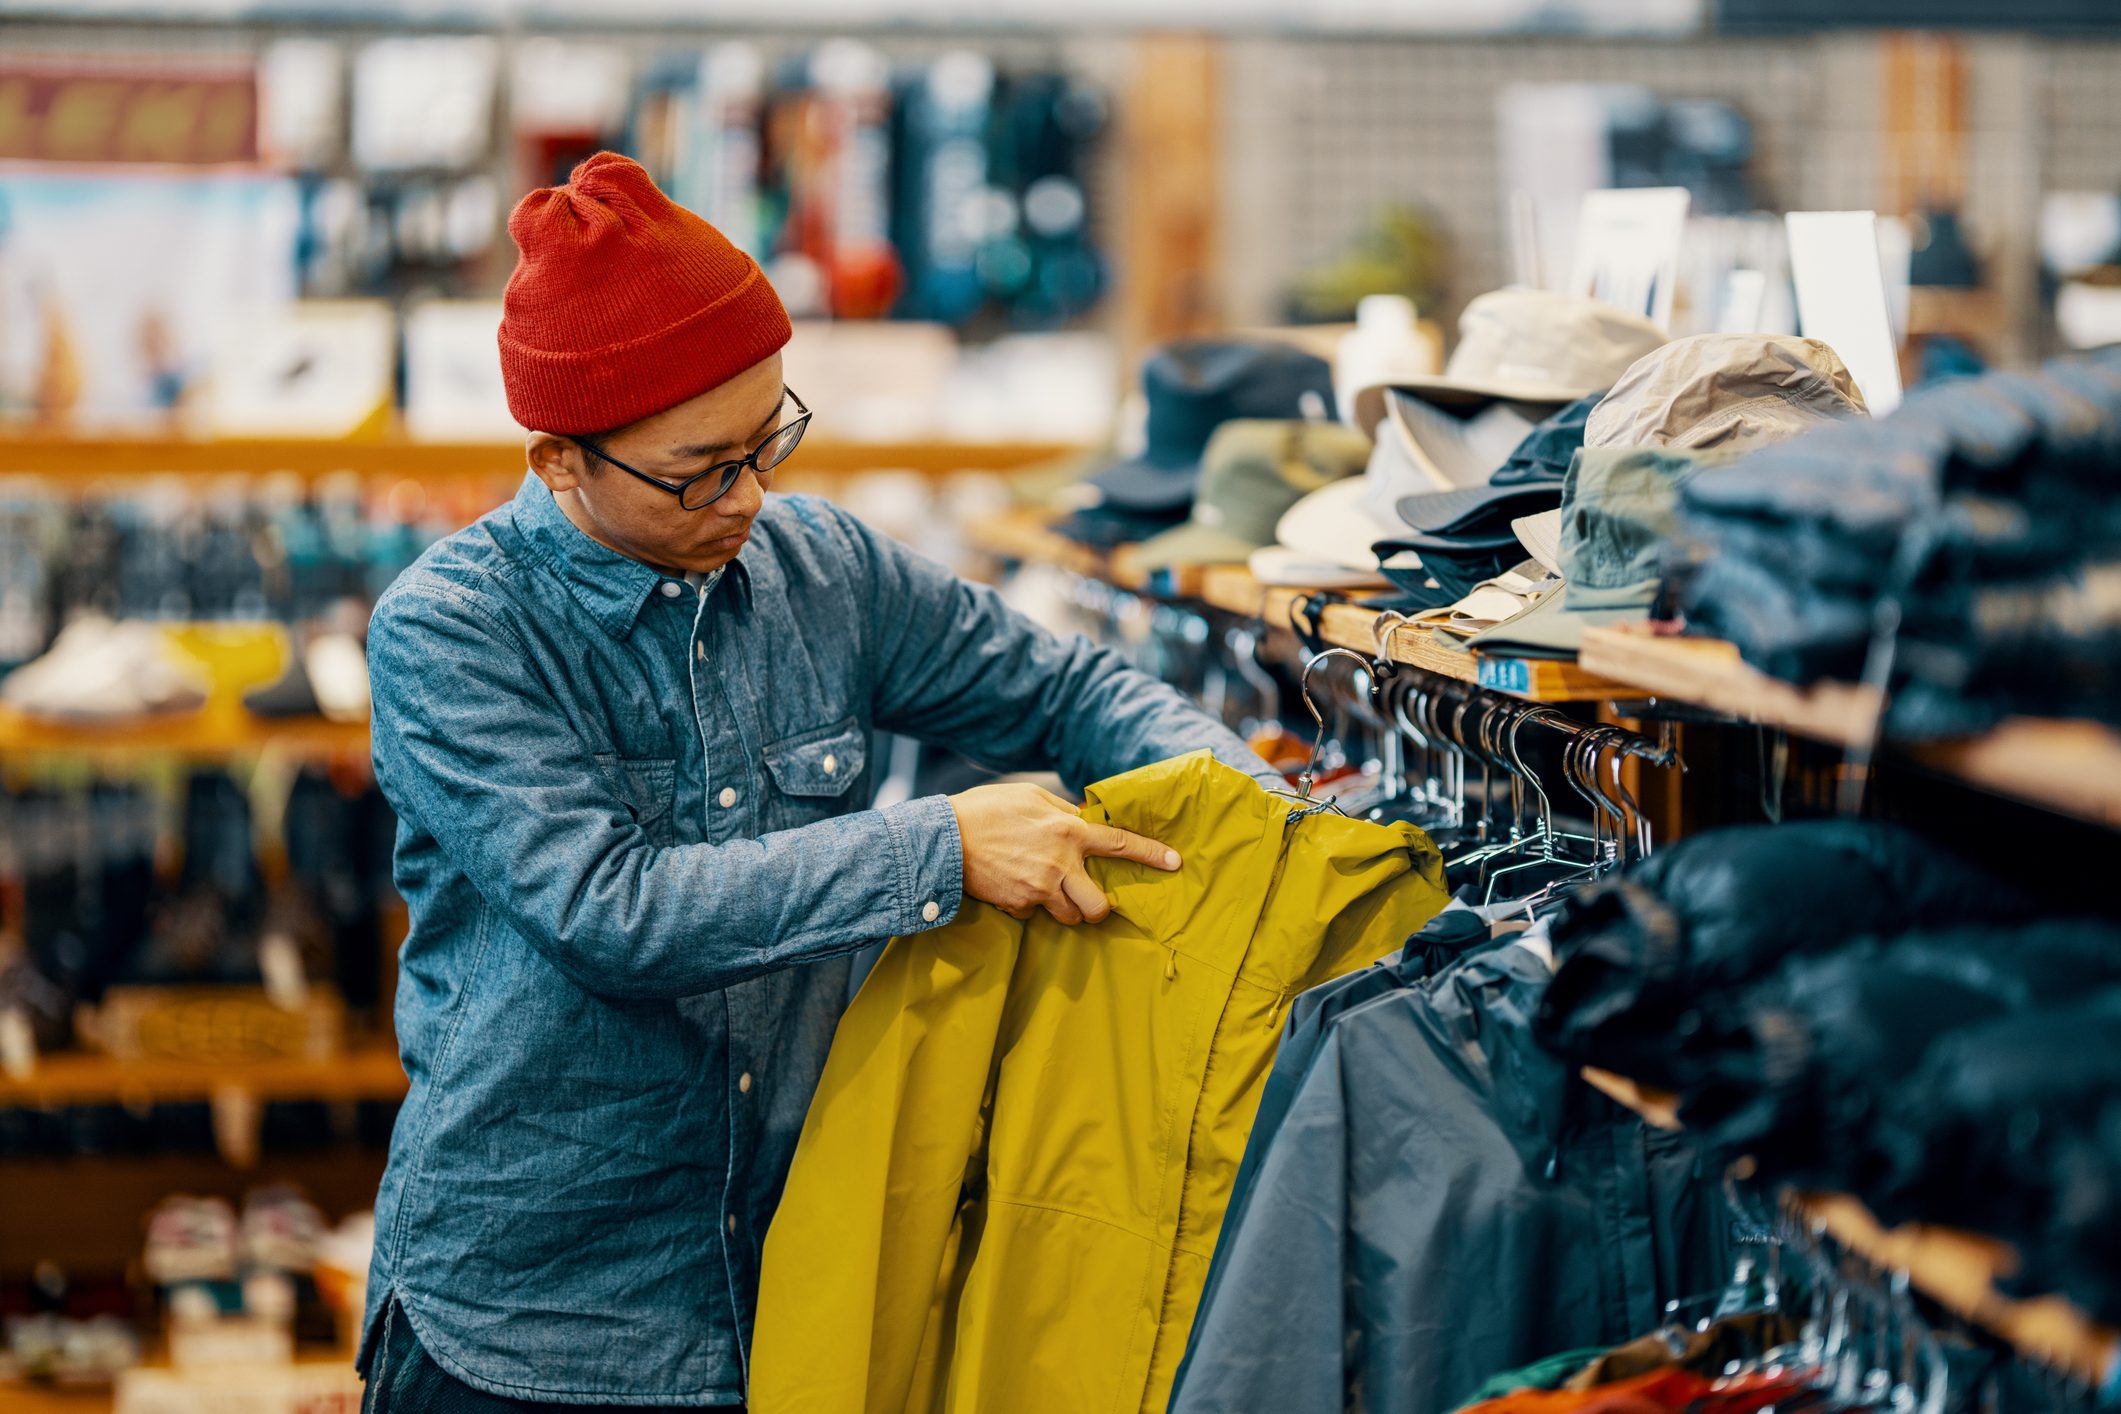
[596,754,677,846]
[760,719,867,825]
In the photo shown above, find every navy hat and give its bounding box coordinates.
[1384,391,1599,538]
[1088,341,1336,513]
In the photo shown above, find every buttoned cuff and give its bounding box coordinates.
[878,794,964,935]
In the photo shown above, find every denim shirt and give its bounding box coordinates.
[361,475,1271,1406]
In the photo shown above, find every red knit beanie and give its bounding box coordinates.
[498,152,792,435]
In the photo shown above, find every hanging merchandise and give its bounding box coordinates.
[1168,913,1728,1414]
[636,46,767,261]
[750,749,1449,1414]
[892,51,997,325]
[1530,818,2121,1335]
[511,38,632,197]
[687,45,767,261]
[350,37,499,174]
[771,40,902,321]
[988,71,1108,329]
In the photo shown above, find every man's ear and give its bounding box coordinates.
[527,432,589,493]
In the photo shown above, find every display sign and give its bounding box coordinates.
[1786,210,1905,417]
[0,59,256,166]
[1569,186,1693,332]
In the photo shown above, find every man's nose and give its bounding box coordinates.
[718,467,766,520]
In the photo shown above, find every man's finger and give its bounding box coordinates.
[1077,821,1182,871]
[1036,787,1080,814]
[1002,902,1037,922]
[1042,888,1084,926]
[1061,868,1111,924]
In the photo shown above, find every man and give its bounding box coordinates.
[358,152,1276,1411]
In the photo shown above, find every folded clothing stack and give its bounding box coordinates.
[1673,347,2121,737]
[1531,819,2121,1323]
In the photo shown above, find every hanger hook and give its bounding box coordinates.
[1294,647,1374,796]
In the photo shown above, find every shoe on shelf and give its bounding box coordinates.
[242,631,368,723]
[0,616,211,723]
[242,1186,327,1273]
[241,650,320,717]
[144,1196,241,1286]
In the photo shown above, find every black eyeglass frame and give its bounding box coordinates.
[574,386,811,511]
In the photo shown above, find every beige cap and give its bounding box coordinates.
[1586,333,1869,453]
[1351,288,1667,437]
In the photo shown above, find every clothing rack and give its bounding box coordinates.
[966,512,2121,827]
[965,498,2121,1409]
[1585,1075,2121,1389]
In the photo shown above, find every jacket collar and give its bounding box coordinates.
[509,473,752,638]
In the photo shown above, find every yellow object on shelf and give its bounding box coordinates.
[0,700,369,760]
[159,622,292,697]
[0,430,1088,482]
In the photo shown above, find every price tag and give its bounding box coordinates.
[1478,657,1532,695]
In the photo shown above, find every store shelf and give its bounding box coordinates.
[965,510,1629,703]
[0,1149,391,1273]
[1572,1070,2118,1382]
[1197,566,1629,702]
[1577,626,1879,744]
[1905,286,2009,341]
[1578,625,2121,827]
[966,506,1128,581]
[1797,1192,2120,1385]
[0,432,1087,483]
[0,701,368,761]
[0,1045,406,1109]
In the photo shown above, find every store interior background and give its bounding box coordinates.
[3,0,2121,1407]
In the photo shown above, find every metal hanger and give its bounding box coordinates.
[1268,647,1373,827]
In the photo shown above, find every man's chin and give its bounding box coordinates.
[678,532,749,574]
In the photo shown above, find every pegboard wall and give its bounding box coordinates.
[4,21,2118,365]
[1222,32,2121,362]
[2048,42,2121,192]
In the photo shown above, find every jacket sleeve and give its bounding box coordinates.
[817,500,1281,792]
[367,581,963,1001]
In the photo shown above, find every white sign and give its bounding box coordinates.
[1786,210,1905,417]
[1570,187,1693,331]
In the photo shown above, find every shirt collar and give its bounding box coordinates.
[509,474,752,639]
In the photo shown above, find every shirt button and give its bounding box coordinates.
[726,1213,737,1234]
[659,581,681,599]
[738,1071,752,1094]
[922,901,941,924]
[821,753,837,776]
[718,786,738,809]
[695,641,705,662]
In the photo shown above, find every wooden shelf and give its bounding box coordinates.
[963,510,1630,704]
[1579,625,2121,828]
[1198,566,1630,702]
[965,506,1123,581]
[1918,719,2121,831]
[1905,286,2008,341]
[1578,626,1879,744]
[0,432,1087,483]
[0,1045,405,1109]
[1798,1192,2120,1385]
[1570,1071,2118,1381]
[0,701,368,761]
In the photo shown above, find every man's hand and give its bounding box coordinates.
[948,783,1182,926]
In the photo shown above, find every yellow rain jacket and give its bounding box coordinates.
[751,751,1448,1414]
